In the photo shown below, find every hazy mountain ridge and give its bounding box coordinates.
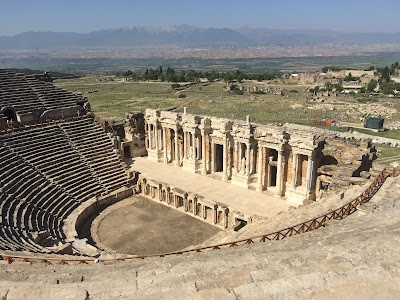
[1,25,400,50]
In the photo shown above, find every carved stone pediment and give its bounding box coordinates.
[255,127,287,144]
[159,111,179,121]
[145,108,160,119]
[199,117,211,130]
[210,118,233,132]
[231,122,254,139]
[181,114,201,128]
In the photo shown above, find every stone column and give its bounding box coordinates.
[224,208,229,229]
[306,153,315,198]
[213,205,218,224]
[197,135,202,160]
[174,128,180,166]
[193,198,197,215]
[183,131,187,159]
[276,149,283,197]
[211,142,215,173]
[245,143,250,176]
[192,132,196,160]
[234,142,239,173]
[264,149,270,189]
[238,142,242,172]
[201,131,207,175]
[257,145,264,192]
[162,127,167,164]
[222,137,228,181]
[147,123,152,149]
[292,152,298,188]
[155,126,159,151]
[184,194,188,211]
[267,156,272,187]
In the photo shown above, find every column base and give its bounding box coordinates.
[182,158,202,173]
[231,173,251,188]
[285,186,307,205]
[147,149,164,162]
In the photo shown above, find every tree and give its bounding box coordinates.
[205,71,219,81]
[380,82,400,95]
[222,72,234,81]
[324,82,332,91]
[165,67,177,82]
[333,83,343,92]
[380,66,391,83]
[367,79,378,92]
[234,70,245,82]
[321,66,343,73]
[344,72,358,82]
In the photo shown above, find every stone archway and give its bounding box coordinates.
[319,155,338,166]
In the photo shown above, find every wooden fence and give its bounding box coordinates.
[0,167,395,265]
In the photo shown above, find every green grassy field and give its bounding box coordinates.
[55,76,400,126]
[55,77,314,124]
[375,144,400,165]
[55,76,400,165]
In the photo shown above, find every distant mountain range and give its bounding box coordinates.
[1,25,400,50]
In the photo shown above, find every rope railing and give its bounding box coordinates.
[0,167,395,265]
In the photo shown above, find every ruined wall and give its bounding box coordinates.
[123,112,147,157]
[316,137,374,193]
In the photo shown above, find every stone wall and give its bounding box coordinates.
[135,175,252,229]
[127,108,376,206]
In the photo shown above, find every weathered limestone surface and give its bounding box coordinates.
[6,286,88,300]
[0,176,399,299]
[132,109,375,206]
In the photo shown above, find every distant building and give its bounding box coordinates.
[344,70,374,77]
[326,69,374,79]
[342,84,364,94]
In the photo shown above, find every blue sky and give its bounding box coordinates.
[0,0,399,35]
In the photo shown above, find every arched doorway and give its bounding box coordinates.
[319,155,338,166]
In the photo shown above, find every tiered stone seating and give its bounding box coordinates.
[0,117,129,253]
[0,69,83,119]
[0,125,105,202]
[0,70,46,115]
[0,144,80,252]
[25,76,81,109]
[60,118,127,192]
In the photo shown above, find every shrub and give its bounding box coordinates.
[178,94,187,98]
[171,83,181,89]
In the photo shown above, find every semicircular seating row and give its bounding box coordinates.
[0,69,83,118]
[0,118,128,253]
